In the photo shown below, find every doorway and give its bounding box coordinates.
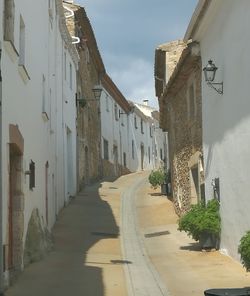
[66,127,73,198]
[8,144,24,275]
[190,165,200,204]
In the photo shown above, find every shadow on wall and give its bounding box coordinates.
[6,181,120,296]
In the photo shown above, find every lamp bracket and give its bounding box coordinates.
[119,110,126,118]
[207,81,223,95]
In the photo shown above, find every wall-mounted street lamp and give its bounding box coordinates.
[76,85,103,108]
[92,85,103,101]
[119,110,126,118]
[203,60,223,94]
[119,105,135,118]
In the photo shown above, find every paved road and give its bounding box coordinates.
[120,175,169,296]
[5,171,250,296]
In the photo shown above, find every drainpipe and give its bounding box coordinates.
[0,46,4,295]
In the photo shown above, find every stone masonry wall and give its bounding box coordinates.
[72,8,103,189]
[23,209,53,267]
[165,41,187,82]
[102,159,131,179]
[166,59,203,216]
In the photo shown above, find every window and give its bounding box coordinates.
[150,125,153,137]
[121,110,124,126]
[123,153,127,167]
[160,149,163,161]
[132,140,135,159]
[148,147,151,163]
[4,0,15,44]
[69,63,72,89]
[188,82,196,119]
[29,160,35,190]
[103,139,109,160]
[134,116,138,129]
[105,94,109,112]
[19,15,25,66]
[141,119,144,134]
[114,104,118,121]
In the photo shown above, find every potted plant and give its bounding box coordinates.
[238,230,250,271]
[148,168,167,195]
[178,199,221,249]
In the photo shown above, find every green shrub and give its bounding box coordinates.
[238,231,250,271]
[178,199,221,241]
[148,168,166,189]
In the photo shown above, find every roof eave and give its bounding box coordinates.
[184,0,212,42]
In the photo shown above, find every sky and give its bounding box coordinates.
[77,0,198,109]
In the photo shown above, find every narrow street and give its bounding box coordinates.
[5,172,250,296]
[121,173,168,295]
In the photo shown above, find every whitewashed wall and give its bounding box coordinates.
[1,0,77,280]
[2,0,52,251]
[192,0,250,260]
[129,103,167,172]
[100,89,129,170]
[0,1,2,42]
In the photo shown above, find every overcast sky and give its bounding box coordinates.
[77,0,198,108]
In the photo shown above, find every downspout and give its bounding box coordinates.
[0,46,4,295]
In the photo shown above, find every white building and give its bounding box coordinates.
[126,102,167,173]
[0,0,78,287]
[100,74,131,177]
[100,73,167,176]
[184,0,250,260]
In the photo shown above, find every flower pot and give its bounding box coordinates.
[199,232,218,249]
[161,183,167,195]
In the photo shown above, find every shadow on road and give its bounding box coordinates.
[6,180,120,296]
[179,242,201,252]
[52,181,120,295]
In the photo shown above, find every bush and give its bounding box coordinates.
[178,199,221,241]
[238,231,250,271]
[148,168,166,189]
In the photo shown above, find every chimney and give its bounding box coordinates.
[143,99,148,106]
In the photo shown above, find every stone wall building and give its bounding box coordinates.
[66,5,105,189]
[155,41,204,215]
